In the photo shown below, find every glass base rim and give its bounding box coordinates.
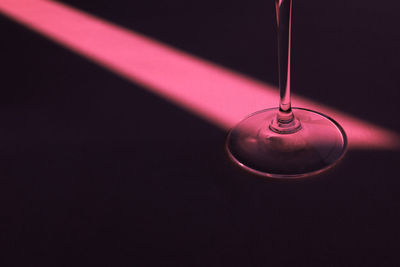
[226,107,348,179]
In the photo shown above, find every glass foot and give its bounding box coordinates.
[226,108,347,178]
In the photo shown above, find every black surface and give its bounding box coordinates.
[1,1,400,266]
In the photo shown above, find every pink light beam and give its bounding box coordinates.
[0,0,398,150]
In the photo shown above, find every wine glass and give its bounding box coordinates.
[226,0,347,178]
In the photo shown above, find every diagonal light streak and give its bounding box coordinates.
[0,0,398,150]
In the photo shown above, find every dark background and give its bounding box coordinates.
[1,0,400,266]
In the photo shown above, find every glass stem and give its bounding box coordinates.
[270,0,301,134]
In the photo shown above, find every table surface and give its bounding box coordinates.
[1,0,400,266]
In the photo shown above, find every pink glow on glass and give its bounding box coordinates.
[0,0,398,150]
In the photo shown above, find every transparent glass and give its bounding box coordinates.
[226,0,347,178]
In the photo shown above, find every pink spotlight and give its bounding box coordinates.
[0,0,398,150]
